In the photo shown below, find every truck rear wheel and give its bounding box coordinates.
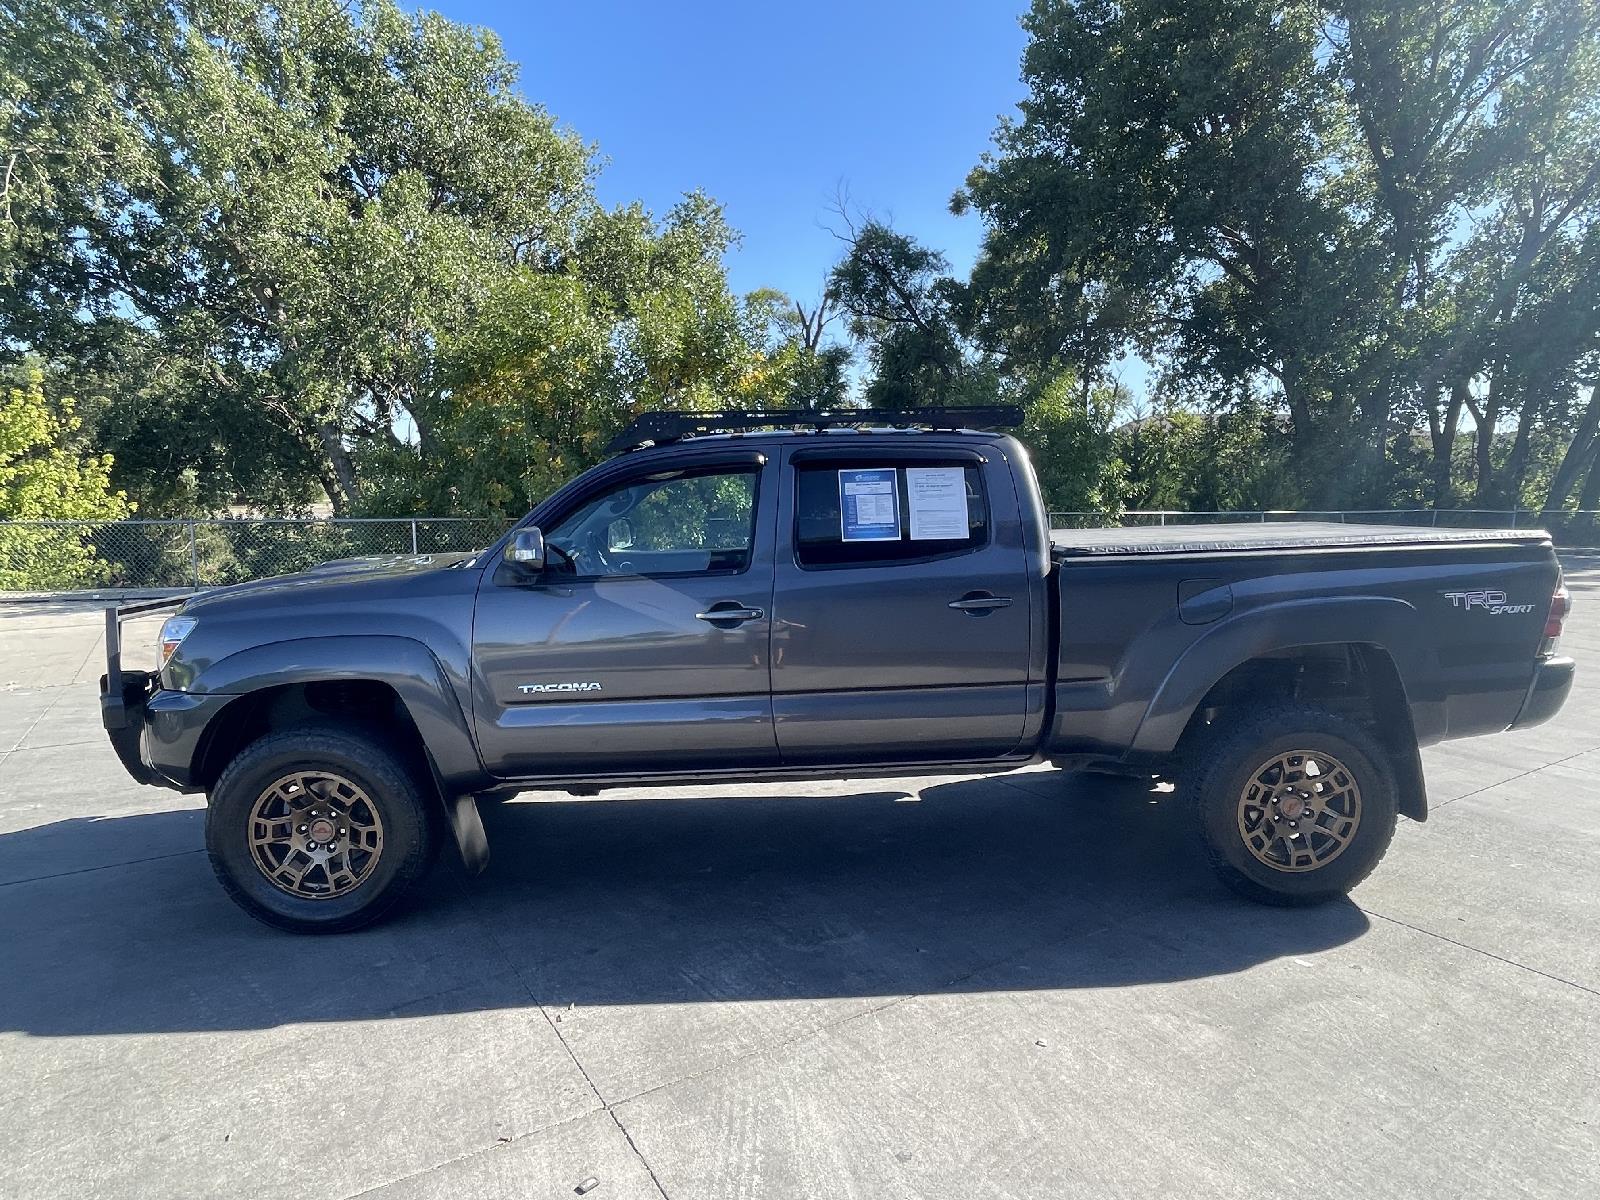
[205,727,437,933]
[1190,706,1397,906]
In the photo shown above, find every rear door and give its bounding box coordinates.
[770,443,1035,763]
[471,451,777,777]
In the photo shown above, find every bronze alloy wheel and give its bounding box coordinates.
[1236,749,1363,873]
[247,771,385,900]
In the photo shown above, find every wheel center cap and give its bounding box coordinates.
[308,817,337,843]
[1279,794,1308,821]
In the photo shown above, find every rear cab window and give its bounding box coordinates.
[793,461,989,568]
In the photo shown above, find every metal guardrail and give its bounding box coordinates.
[0,517,512,592]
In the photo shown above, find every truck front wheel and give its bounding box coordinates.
[205,727,438,933]
[1190,706,1398,906]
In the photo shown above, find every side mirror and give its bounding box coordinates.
[506,527,547,571]
[607,517,635,551]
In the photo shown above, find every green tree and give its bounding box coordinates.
[822,212,1127,507]
[827,215,991,408]
[754,288,852,411]
[2,0,601,513]
[1017,371,1124,515]
[0,364,131,588]
[1117,392,1295,512]
[2,1,782,519]
[358,193,793,517]
[959,0,1600,510]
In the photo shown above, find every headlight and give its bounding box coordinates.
[158,615,197,666]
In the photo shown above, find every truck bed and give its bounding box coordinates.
[1049,521,1551,559]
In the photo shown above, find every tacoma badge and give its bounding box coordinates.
[517,681,603,694]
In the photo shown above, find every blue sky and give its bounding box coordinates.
[428,1,1033,305]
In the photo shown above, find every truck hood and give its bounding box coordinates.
[182,551,479,613]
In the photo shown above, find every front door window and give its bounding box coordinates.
[544,467,758,579]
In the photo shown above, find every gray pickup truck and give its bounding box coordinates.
[101,408,1575,932]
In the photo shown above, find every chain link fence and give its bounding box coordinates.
[0,517,512,592]
[5,509,1599,593]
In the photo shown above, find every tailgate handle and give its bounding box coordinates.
[949,593,1013,614]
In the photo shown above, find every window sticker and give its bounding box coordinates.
[838,468,901,541]
[906,467,970,540]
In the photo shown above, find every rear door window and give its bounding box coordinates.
[794,463,989,568]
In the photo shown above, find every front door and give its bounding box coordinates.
[770,445,1036,763]
[472,455,777,778]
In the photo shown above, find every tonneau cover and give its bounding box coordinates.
[1050,521,1551,558]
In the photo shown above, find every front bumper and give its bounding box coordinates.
[99,676,228,791]
[99,598,204,790]
[100,666,162,785]
[1510,655,1575,730]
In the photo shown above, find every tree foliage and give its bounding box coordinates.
[959,0,1600,511]
[6,0,1600,532]
[0,363,132,587]
[1,0,794,518]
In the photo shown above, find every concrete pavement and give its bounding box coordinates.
[1,564,1596,1198]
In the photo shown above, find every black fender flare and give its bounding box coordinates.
[188,636,493,859]
[1130,596,1432,820]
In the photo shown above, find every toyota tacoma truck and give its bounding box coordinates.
[100,408,1575,932]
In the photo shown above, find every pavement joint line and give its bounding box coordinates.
[609,904,1141,1114]
[594,773,1177,1114]
[997,746,1599,1000]
[0,685,71,772]
[608,990,919,1114]
[436,851,1139,1194]
[1432,743,1600,810]
[333,1102,614,1200]
[1358,906,1600,999]
[73,625,107,678]
[445,873,675,1200]
[0,846,203,889]
[4,736,110,755]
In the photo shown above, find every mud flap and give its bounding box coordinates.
[1390,735,1428,823]
[446,794,490,874]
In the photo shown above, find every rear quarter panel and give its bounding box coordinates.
[1050,540,1560,759]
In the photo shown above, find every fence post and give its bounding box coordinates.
[410,519,419,555]
[1510,509,1518,529]
[1431,508,1439,526]
[1159,511,1166,526]
[187,520,200,589]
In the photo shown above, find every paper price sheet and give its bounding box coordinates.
[839,469,901,541]
[906,467,969,540]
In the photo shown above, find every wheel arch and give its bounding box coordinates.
[184,637,492,863]
[1137,599,1429,821]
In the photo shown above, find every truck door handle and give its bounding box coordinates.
[948,593,1013,613]
[696,604,765,626]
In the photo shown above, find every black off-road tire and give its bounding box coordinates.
[1189,705,1398,906]
[206,726,438,933]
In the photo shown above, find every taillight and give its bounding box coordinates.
[1541,582,1569,656]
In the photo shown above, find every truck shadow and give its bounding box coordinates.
[0,772,1369,1037]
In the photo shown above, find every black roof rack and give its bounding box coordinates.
[605,406,1025,454]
